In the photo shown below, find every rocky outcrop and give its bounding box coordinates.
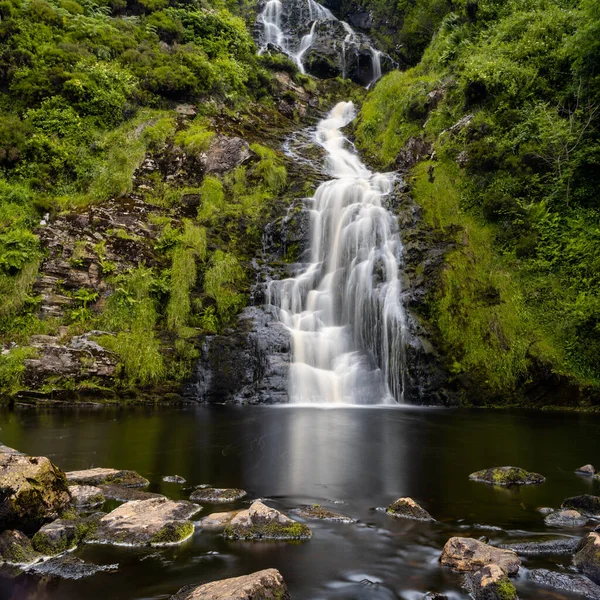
[440,537,520,576]
[396,137,433,171]
[562,495,600,516]
[88,497,200,546]
[223,500,311,541]
[293,505,355,522]
[469,466,545,486]
[545,509,588,527]
[205,136,252,173]
[574,532,600,584]
[463,564,519,600]
[529,568,600,599]
[0,452,71,532]
[200,511,241,531]
[189,487,247,503]
[66,467,149,488]
[28,555,118,580]
[169,568,290,600]
[69,485,105,507]
[385,497,434,521]
[499,537,580,556]
[0,530,40,565]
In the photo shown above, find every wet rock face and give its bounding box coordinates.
[562,495,600,516]
[469,466,545,486]
[28,555,119,580]
[223,500,312,541]
[0,530,40,565]
[576,464,596,476]
[170,568,291,600]
[88,498,200,546]
[189,487,247,504]
[69,485,105,508]
[440,537,520,576]
[386,497,434,521]
[0,453,71,532]
[574,532,600,584]
[66,468,149,488]
[98,484,164,502]
[544,509,588,527]
[463,564,518,600]
[529,568,600,599]
[499,538,581,556]
[205,136,252,174]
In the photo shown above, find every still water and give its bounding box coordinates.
[1,405,599,599]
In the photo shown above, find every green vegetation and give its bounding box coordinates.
[150,521,194,545]
[357,0,600,404]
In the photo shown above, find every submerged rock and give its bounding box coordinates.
[463,564,519,600]
[99,484,164,502]
[545,509,589,527]
[574,532,600,584]
[169,568,290,600]
[562,495,600,516]
[200,511,241,531]
[386,497,434,521]
[529,568,600,599]
[577,464,596,476]
[0,453,71,532]
[469,466,545,486]
[28,555,118,580]
[0,530,41,565]
[223,500,311,541]
[189,487,247,504]
[88,498,200,546]
[294,505,355,523]
[66,468,149,488]
[440,537,520,576]
[69,485,105,507]
[163,475,186,484]
[499,537,581,556]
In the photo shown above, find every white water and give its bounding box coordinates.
[268,102,407,405]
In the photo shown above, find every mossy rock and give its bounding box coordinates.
[189,487,247,504]
[0,530,41,565]
[469,466,545,486]
[65,468,149,488]
[150,521,195,546]
[294,505,355,523]
[562,495,600,516]
[386,497,434,521]
[32,514,100,556]
[464,564,518,600]
[574,532,600,584]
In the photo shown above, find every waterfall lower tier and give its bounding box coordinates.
[268,102,407,405]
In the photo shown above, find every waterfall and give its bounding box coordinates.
[268,102,407,405]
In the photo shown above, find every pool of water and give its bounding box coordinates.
[1,405,599,599]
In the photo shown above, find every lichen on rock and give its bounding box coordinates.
[385,497,434,521]
[469,466,545,486]
[294,505,355,523]
[66,468,149,488]
[0,530,41,566]
[463,563,519,600]
[189,487,247,504]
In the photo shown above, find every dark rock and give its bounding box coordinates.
[386,497,434,521]
[469,466,545,486]
[66,468,149,488]
[440,537,520,576]
[205,136,251,173]
[69,485,105,507]
[563,495,600,516]
[294,505,355,522]
[463,564,519,600]
[545,509,588,527]
[529,568,600,599]
[347,10,373,30]
[223,500,311,540]
[574,532,600,584]
[396,137,433,171]
[28,555,118,580]
[169,568,290,600]
[189,487,247,504]
[0,530,40,565]
[577,464,596,476]
[499,537,581,556]
[99,484,164,502]
[0,453,71,532]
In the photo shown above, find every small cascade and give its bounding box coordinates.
[268,102,407,405]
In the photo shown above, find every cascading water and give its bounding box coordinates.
[268,102,407,405]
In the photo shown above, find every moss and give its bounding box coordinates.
[0,531,39,565]
[493,578,518,600]
[223,520,311,541]
[470,466,545,486]
[150,521,194,545]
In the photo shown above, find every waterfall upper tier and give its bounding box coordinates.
[268,102,407,405]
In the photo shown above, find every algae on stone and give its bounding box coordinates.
[469,466,545,486]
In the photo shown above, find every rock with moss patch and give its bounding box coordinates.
[69,485,105,508]
[574,532,600,584]
[562,495,600,516]
[88,497,199,546]
[544,509,588,528]
[463,564,519,600]
[294,505,355,523]
[201,511,241,531]
[223,500,311,541]
[469,466,545,486]
[32,514,100,555]
[28,554,119,580]
[386,497,434,521]
[99,484,164,502]
[66,468,149,488]
[529,568,600,598]
[0,530,41,565]
[440,537,520,576]
[576,464,596,476]
[189,487,247,504]
[169,568,290,600]
[0,453,71,532]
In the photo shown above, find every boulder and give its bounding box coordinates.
[545,509,588,527]
[200,511,241,532]
[0,530,41,565]
[28,555,118,580]
[32,514,100,555]
[223,500,311,541]
[386,497,434,521]
[205,136,251,174]
[69,485,105,508]
[66,468,149,488]
[574,532,600,584]
[440,537,520,576]
[189,487,247,504]
[499,537,580,556]
[562,495,600,516]
[99,484,164,502]
[576,464,596,476]
[294,505,355,523]
[0,453,71,532]
[88,497,200,546]
[163,475,186,484]
[529,568,600,599]
[469,466,545,486]
[169,568,290,600]
[463,564,519,600]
